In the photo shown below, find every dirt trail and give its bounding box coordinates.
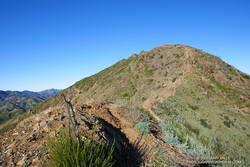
[79,102,144,142]
[86,103,197,167]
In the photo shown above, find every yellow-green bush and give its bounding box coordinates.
[47,129,115,167]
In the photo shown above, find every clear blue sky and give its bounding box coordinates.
[0,0,249,91]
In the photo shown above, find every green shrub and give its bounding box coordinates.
[144,64,154,76]
[163,133,180,145]
[159,121,212,158]
[138,108,156,122]
[47,129,115,167]
[187,103,199,110]
[134,122,150,133]
[200,119,212,129]
[122,92,129,97]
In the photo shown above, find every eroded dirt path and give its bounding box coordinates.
[84,102,198,167]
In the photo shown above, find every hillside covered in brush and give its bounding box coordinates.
[1,44,250,167]
[0,89,60,132]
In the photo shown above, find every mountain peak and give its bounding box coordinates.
[133,44,206,63]
[1,45,250,166]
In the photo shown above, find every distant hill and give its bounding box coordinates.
[0,89,60,125]
[1,45,250,166]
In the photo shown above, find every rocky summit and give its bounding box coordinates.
[0,44,249,167]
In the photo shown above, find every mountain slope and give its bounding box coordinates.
[67,44,250,164]
[55,44,250,165]
[0,89,60,130]
[1,44,250,166]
